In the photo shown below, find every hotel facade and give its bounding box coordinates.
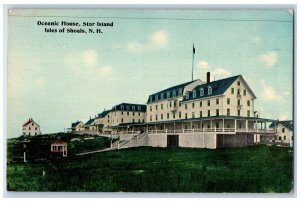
[71,72,276,149]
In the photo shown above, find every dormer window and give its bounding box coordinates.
[167,91,170,98]
[121,105,124,110]
[126,106,130,110]
[172,90,176,98]
[186,92,189,99]
[155,94,158,101]
[161,93,164,99]
[178,88,182,96]
[200,88,204,96]
[193,90,197,98]
[237,81,240,86]
[132,106,135,111]
[149,96,152,102]
[138,106,141,111]
[208,86,212,95]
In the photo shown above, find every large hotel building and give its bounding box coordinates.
[71,72,275,149]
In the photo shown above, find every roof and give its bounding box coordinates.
[98,109,112,118]
[147,80,195,103]
[22,118,39,127]
[269,120,293,131]
[111,103,146,112]
[71,121,82,128]
[52,139,67,144]
[85,118,96,125]
[183,75,240,101]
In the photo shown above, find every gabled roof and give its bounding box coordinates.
[269,120,293,131]
[85,118,96,125]
[71,121,83,128]
[22,118,39,127]
[182,75,256,102]
[147,80,195,103]
[52,139,67,145]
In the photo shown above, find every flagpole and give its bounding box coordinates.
[192,44,195,81]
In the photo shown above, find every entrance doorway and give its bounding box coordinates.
[167,135,179,147]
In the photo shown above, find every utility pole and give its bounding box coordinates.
[192,44,195,81]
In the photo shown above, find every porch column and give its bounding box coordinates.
[191,121,193,130]
[173,122,175,131]
[181,122,184,132]
[246,120,248,132]
[223,118,225,132]
[234,119,237,132]
[210,119,212,129]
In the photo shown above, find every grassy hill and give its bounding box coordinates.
[6,145,293,192]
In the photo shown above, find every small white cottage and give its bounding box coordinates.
[22,118,41,136]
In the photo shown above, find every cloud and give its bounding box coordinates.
[126,30,168,52]
[150,31,167,47]
[259,51,278,67]
[261,80,282,101]
[98,66,112,77]
[251,36,261,43]
[36,78,46,88]
[196,60,231,81]
[198,61,212,70]
[83,50,98,66]
[279,113,289,121]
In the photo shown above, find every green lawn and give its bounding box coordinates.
[6,145,293,192]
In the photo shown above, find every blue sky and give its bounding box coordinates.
[7,9,293,137]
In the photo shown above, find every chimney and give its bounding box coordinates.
[206,72,210,84]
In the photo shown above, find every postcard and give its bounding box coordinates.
[6,8,294,193]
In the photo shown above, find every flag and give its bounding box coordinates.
[193,44,195,55]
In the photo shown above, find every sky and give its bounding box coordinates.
[7,9,293,137]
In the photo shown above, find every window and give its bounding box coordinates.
[200,101,202,107]
[133,112,135,115]
[138,106,141,111]
[178,88,182,96]
[207,100,210,106]
[35,132,37,135]
[227,108,230,116]
[238,110,240,116]
[32,123,34,126]
[216,98,219,105]
[200,111,203,117]
[244,89,246,96]
[237,81,240,86]
[35,127,37,130]
[172,90,176,98]
[156,105,158,110]
[133,119,135,123]
[200,88,204,96]
[279,136,282,141]
[161,114,163,120]
[126,106,130,110]
[155,94,158,101]
[282,128,285,133]
[169,102,172,108]
[121,118,123,123]
[174,100,177,107]
[29,127,31,130]
[208,110,210,117]
[29,132,31,135]
[132,106,135,110]
[150,116,152,121]
[192,112,195,118]
[173,113,176,119]
[186,93,189,99]
[179,111,182,118]
[149,97,152,103]
[192,103,195,108]
[185,113,188,119]
[167,113,169,119]
[247,100,250,106]
[150,106,152,111]
[208,86,212,95]
[161,104,163,110]
[284,136,286,140]
[193,90,197,98]
[238,99,241,106]
[161,93,164,99]
[247,110,250,117]
[138,119,140,123]
[237,89,240,95]
[227,98,230,104]
[231,88,234,95]
[216,109,219,116]
[167,91,170,98]
[127,112,129,116]
[156,115,158,120]
[185,104,188,109]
